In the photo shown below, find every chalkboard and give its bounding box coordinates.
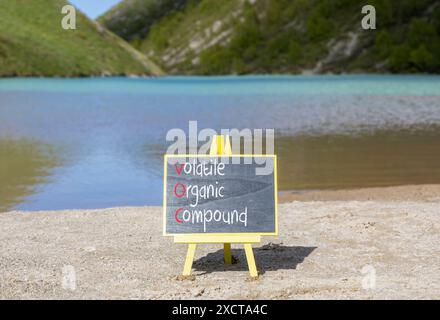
[163,155,277,235]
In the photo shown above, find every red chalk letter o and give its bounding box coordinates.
[173,182,186,198]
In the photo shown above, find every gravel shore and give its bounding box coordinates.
[1,185,440,299]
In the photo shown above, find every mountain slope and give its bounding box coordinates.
[97,0,191,42]
[0,0,163,77]
[101,0,440,75]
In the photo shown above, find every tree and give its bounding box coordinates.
[408,19,437,48]
[199,46,233,75]
[410,45,436,71]
[375,30,392,58]
[434,7,440,34]
[288,40,302,63]
[307,13,332,41]
[389,44,411,72]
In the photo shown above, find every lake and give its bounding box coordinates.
[1,75,440,211]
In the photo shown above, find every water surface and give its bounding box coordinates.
[1,76,440,211]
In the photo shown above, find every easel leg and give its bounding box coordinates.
[244,244,258,278]
[182,244,197,276]
[224,243,232,264]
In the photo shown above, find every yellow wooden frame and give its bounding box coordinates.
[162,135,278,278]
[163,154,278,237]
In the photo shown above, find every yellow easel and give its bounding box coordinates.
[176,135,260,278]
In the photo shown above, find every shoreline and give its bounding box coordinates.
[1,184,440,299]
[1,73,439,79]
[279,184,440,203]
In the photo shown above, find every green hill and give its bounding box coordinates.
[100,0,440,75]
[0,0,163,77]
[97,0,190,42]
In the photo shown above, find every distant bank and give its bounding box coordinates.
[1,0,439,78]
[100,0,440,76]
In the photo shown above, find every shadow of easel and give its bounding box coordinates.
[192,244,316,275]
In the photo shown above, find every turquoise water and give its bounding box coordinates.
[1,75,440,95]
[1,75,440,211]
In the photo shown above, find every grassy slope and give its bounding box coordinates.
[97,0,191,42]
[101,0,440,75]
[0,0,163,77]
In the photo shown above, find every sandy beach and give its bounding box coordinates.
[1,184,440,299]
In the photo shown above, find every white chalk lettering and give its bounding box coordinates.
[183,159,225,177]
[187,182,224,207]
[182,207,248,232]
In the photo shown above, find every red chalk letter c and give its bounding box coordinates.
[175,208,183,223]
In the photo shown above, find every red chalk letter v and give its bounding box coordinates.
[174,163,184,175]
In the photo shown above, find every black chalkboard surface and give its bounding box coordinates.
[163,155,277,235]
